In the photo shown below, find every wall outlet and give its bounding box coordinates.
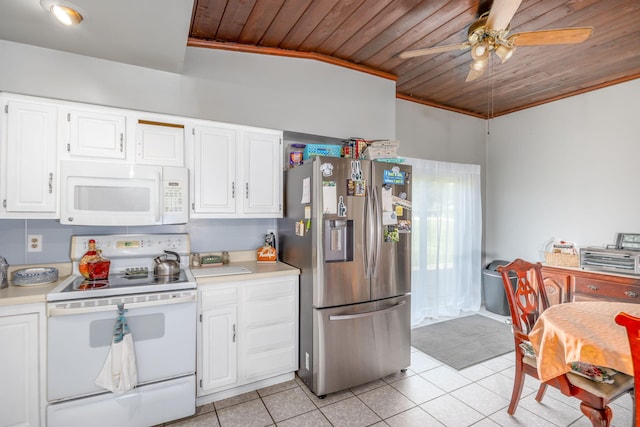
[28,234,43,252]
[305,352,310,370]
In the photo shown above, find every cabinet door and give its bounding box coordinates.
[136,120,185,166]
[4,99,58,214]
[0,313,40,427]
[242,277,298,382]
[541,270,570,305]
[242,130,282,216]
[192,125,237,215]
[67,108,126,159]
[199,306,238,394]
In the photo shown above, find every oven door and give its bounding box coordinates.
[47,291,196,402]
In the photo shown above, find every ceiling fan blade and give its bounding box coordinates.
[399,43,470,59]
[509,27,593,46]
[486,0,523,30]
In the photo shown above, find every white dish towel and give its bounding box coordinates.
[95,304,138,394]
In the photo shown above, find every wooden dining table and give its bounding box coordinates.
[528,301,640,382]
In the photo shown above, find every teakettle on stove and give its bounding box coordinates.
[154,251,181,276]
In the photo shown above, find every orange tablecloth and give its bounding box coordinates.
[529,301,640,382]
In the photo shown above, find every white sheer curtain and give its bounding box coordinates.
[405,158,482,326]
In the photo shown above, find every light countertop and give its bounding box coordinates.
[0,254,299,306]
[192,260,299,285]
[0,263,72,307]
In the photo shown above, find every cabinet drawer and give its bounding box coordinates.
[245,278,296,300]
[200,286,238,309]
[245,296,296,328]
[245,346,297,383]
[245,322,296,353]
[573,277,640,302]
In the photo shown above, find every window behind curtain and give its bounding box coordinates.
[406,158,482,326]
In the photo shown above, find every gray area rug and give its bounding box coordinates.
[411,314,514,370]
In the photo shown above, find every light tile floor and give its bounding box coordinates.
[163,310,634,427]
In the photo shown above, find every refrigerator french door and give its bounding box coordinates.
[279,156,412,396]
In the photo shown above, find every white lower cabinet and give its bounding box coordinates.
[197,275,298,402]
[0,304,44,427]
[199,287,238,393]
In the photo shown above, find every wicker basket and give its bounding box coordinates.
[544,252,579,267]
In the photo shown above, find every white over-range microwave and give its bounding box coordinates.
[59,160,188,226]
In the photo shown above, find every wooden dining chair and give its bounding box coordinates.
[614,311,640,426]
[498,258,633,427]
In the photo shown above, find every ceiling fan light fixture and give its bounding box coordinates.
[471,41,491,61]
[495,44,515,62]
[470,57,488,72]
[41,1,83,26]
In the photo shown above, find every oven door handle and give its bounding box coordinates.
[47,293,196,317]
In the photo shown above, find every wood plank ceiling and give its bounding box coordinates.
[188,0,640,118]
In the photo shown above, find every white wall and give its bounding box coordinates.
[0,40,397,263]
[485,79,640,262]
[395,99,485,165]
[0,40,396,139]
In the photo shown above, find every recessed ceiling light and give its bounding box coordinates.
[41,1,83,26]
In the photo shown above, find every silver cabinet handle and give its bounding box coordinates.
[232,182,235,199]
[119,133,124,152]
[625,291,638,298]
[245,182,249,199]
[587,285,599,291]
[48,172,53,194]
[232,324,236,342]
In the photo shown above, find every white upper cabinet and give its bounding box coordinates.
[191,124,238,214]
[242,130,282,216]
[190,123,282,218]
[1,95,59,217]
[0,92,285,221]
[64,106,127,160]
[135,119,185,167]
[62,104,186,166]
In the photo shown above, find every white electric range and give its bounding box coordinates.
[46,233,197,427]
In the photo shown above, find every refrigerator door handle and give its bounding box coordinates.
[371,185,382,277]
[328,300,406,321]
[364,183,375,278]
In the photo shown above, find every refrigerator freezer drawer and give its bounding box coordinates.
[313,295,410,396]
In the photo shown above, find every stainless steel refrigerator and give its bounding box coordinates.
[278,156,412,397]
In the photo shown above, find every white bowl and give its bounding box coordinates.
[12,267,59,286]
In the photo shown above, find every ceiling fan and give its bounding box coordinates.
[399,0,593,82]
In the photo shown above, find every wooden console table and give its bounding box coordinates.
[541,265,640,305]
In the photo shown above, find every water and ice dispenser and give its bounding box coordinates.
[324,219,353,262]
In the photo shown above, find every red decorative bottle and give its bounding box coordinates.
[79,239,110,280]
